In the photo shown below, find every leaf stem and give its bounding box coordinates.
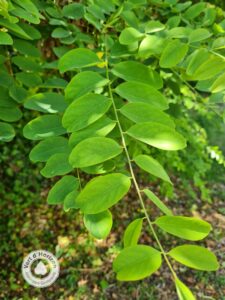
[104,35,176,279]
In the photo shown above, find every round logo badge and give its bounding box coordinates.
[22,250,60,288]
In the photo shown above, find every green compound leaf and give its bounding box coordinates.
[119,27,143,45]
[0,88,22,122]
[127,122,186,150]
[65,71,109,102]
[175,278,196,300]
[0,19,32,40]
[11,5,40,25]
[84,210,113,239]
[113,245,162,281]
[0,122,15,142]
[186,48,209,76]
[123,218,143,248]
[42,77,67,89]
[138,35,165,58]
[16,72,42,87]
[40,153,73,178]
[58,48,101,72]
[168,27,192,39]
[62,3,85,20]
[183,2,205,20]
[20,23,41,39]
[24,92,67,113]
[210,73,225,93]
[47,175,79,205]
[69,117,116,147]
[155,216,211,241]
[63,190,80,212]
[12,56,41,72]
[51,27,71,38]
[13,39,41,57]
[62,93,112,132]
[69,137,122,168]
[0,101,22,122]
[212,37,225,50]
[112,61,163,88]
[13,0,40,20]
[76,173,131,214]
[159,40,189,68]
[166,16,181,28]
[194,55,225,80]
[0,32,13,45]
[188,28,211,43]
[143,189,173,216]
[145,20,165,33]
[115,82,168,110]
[29,137,69,162]
[187,50,225,80]
[168,245,219,271]
[134,154,171,183]
[23,115,67,140]
[9,84,28,103]
[120,103,174,128]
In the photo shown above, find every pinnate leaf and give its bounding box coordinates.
[155,216,211,240]
[23,115,66,140]
[175,278,196,300]
[134,154,171,183]
[41,153,73,178]
[168,245,219,271]
[120,103,174,128]
[115,82,168,110]
[0,122,15,142]
[113,245,162,281]
[143,189,173,216]
[75,173,131,214]
[69,117,116,147]
[188,28,211,43]
[65,71,109,102]
[69,137,122,168]
[84,210,113,239]
[58,48,101,72]
[62,93,112,132]
[123,218,143,248]
[24,92,67,113]
[29,136,69,162]
[112,61,163,88]
[210,73,225,93]
[160,40,188,68]
[127,122,186,150]
[119,27,143,45]
[47,176,79,204]
[0,32,13,45]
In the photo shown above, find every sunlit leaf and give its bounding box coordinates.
[113,245,162,281]
[69,137,122,168]
[155,216,211,240]
[123,218,143,248]
[168,245,219,271]
[58,48,101,72]
[84,210,113,239]
[134,154,171,183]
[127,122,186,150]
[76,173,131,214]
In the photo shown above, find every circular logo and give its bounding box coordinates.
[22,250,60,288]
